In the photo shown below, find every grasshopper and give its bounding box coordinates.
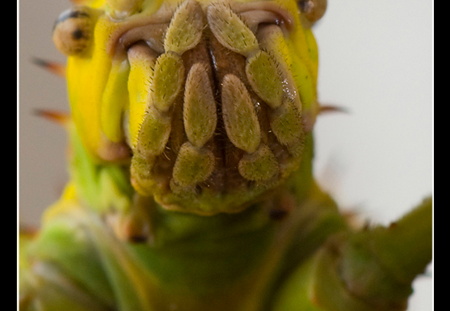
[19,0,432,310]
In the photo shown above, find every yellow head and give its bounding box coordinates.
[53,0,326,214]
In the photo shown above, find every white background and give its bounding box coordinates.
[19,0,433,309]
[312,1,433,310]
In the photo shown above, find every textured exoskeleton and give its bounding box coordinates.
[20,1,432,310]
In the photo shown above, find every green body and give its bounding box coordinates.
[20,129,432,310]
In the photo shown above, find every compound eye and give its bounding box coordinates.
[298,0,327,25]
[52,7,94,56]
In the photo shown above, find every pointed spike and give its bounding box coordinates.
[32,58,66,77]
[319,104,349,115]
[19,225,38,237]
[33,109,70,126]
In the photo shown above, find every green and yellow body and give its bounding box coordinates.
[19,1,432,310]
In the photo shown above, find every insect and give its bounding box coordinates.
[19,0,430,311]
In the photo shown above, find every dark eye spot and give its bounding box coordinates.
[52,6,95,56]
[72,29,85,40]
